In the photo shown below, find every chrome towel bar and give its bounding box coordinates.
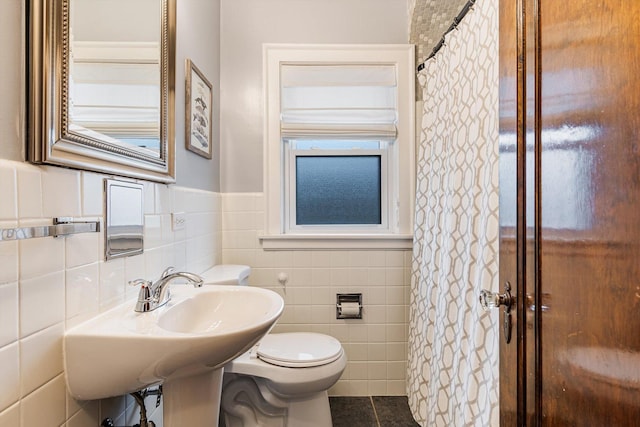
[0,217,100,241]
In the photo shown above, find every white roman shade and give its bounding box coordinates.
[280,65,398,139]
[69,41,160,137]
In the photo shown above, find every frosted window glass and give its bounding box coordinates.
[296,156,381,225]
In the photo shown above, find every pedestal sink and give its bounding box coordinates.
[64,285,284,425]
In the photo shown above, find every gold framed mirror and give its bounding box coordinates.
[26,0,176,183]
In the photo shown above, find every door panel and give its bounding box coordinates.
[523,0,538,422]
[498,0,519,424]
[500,0,640,425]
[539,0,640,424]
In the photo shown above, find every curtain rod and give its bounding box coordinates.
[416,0,476,72]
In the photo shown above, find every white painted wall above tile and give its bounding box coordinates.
[219,0,410,192]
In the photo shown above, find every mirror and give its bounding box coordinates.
[27,0,176,182]
[105,178,144,260]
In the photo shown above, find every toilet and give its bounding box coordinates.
[199,265,347,427]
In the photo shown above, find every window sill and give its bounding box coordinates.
[259,234,413,250]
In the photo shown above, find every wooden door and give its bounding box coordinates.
[499,0,640,425]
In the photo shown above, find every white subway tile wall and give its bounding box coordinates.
[0,159,221,426]
[0,161,411,426]
[221,193,412,396]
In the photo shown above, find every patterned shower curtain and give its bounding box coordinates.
[407,1,500,426]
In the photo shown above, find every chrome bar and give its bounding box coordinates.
[0,217,100,241]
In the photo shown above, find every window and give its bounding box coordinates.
[286,139,387,231]
[263,45,414,249]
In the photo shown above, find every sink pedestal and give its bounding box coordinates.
[163,369,223,426]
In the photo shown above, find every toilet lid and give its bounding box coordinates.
[256,333,343,368]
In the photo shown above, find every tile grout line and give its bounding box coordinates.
[370,396,381,427]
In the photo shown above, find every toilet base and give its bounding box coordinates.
[220,373,333,427]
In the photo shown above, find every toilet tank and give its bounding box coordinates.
[200,265,251,286]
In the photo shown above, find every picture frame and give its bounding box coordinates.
[185,59,213,159]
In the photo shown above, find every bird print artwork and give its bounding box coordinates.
[188,64,212,155]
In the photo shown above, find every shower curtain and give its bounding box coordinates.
[407,1,500,426]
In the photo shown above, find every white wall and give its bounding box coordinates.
[0,3,415,425]
[0,1,222,425]
[219,0,410,192]
[221,193,412,396]
[0,162,221,426]
[175,0,221,192]
[218,0,413,396]
[0,0,220,193]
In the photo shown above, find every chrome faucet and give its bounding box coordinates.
[129,267,204,312]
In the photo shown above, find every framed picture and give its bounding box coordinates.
[185,59,213,159]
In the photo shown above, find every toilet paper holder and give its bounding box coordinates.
[336,293,363,319]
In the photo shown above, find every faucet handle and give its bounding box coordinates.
[130,279,155,312]
[129,278,152,288]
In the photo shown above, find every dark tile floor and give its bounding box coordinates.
[329,396,420,427]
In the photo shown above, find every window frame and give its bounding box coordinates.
[261,44,415,250]
[285,140,391,234]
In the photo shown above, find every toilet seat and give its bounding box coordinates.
[223,331,347,397]
[256,332,343,368]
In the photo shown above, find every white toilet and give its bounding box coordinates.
[199,265,347,427]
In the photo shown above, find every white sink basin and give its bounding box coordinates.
[64,285,284,400]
